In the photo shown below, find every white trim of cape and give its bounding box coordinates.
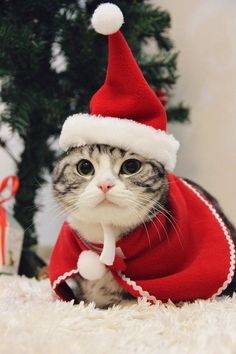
[117,271,158,303]
[52,268,79,290]
[181,180,235,298]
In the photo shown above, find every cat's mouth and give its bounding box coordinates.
[96,198,118,207]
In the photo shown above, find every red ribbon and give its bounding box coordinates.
[0,176,19,265]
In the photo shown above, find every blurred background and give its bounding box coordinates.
[0,0,236,274]
[157,0,236,225]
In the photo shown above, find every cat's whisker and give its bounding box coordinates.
[124,196,168,246]
[138,200,184,248]
[148,209,183,247]
[136,193,179,229]
[126,198,169,243]
[126,194,175,245]
[40,195,82,224]
[127,204,152,248]
[111,194,152,246]
[49,205,80,224]
[147,200,183,244]
[138,211,162,243]
[25,207,66,233]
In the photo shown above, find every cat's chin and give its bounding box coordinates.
[67,206,141,230]
[67,213,138,243]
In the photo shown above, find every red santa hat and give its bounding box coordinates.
[59,3,179,171]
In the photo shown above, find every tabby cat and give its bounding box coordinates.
[52,144,236,309]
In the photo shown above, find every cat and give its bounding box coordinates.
[52,144,236,309]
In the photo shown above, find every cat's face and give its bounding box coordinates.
[52,144,168,229]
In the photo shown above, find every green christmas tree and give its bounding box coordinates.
[0,0,189,276]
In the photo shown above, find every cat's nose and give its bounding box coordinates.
[98,180,114,193]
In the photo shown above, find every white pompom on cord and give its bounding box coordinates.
[91,3,124,35]
[77,250,106,281]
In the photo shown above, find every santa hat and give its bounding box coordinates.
[59,3,179,171]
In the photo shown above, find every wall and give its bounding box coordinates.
[152,0,236,223]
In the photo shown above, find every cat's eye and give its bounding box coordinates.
[120,159,142,175]
[76,159,95,176]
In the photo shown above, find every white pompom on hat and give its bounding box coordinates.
[91,3,124,35]
[91,2,124,36]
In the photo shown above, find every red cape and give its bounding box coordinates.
[49,174,235,303]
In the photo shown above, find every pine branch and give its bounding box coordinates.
[167,103,190,123]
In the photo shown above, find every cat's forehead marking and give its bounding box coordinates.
[89,145,125,165]
[99,154,112,168]
[94,154,117,183]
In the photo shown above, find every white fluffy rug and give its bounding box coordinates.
[0,276,236,354]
